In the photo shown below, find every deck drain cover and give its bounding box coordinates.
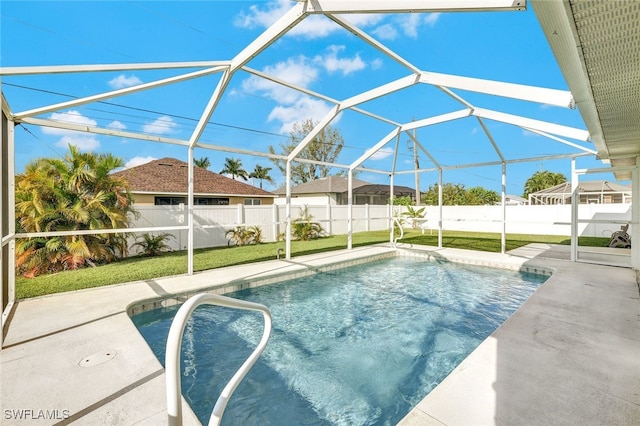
[79,350,117,367]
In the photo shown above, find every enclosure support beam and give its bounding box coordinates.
[305,0,526,14]
[390,174,395,244]
[389,136,400,244]
[285,161,292,260]
[632,157,639,269]
[187,147,194,275]
[570,158,578,262]
[1,100,16,349]
[473,108,590,141]
[347,171,353,250]
[438,169,443,248]
[501,163,507,254]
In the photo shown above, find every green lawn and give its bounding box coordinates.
[15,230,608,299]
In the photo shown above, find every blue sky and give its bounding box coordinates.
[1,0,613,195]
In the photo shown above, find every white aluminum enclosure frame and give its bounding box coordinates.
[2,0,632,346]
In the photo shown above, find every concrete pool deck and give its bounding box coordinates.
[1,244,639,425]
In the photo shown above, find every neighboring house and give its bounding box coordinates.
[273,176,415,205]
[112,157,276,205]
[528,180,631,205]
[504,194,528,205]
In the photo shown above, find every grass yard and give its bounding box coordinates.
[15,230,609,299]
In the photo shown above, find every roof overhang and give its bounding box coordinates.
[532,0,640,180]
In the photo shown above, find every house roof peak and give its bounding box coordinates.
[112,157,275,197]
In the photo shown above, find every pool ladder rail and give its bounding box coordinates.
[392,217,404,248]
[165,293,272,426]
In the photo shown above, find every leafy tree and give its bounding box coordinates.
[15,146,136,277]
[268,118,344,185]
[220,157,248,180]
[467,186,500,205]
[422,183,468,205]
[250,164,274,189]
[421,183,499,205]
[131,233,174,256]
[523,170,567,198]
[392,195,414,206]
[194,156,211,169]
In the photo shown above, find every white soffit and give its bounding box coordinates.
[533,0,640,179]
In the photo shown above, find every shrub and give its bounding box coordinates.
[131,233,174,257]
[292,206,324,241]
[226,226,262,246]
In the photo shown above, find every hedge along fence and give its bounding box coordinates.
[125,203,631,254]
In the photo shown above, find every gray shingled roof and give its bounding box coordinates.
[532,180,631,195]
[273,176,370,195]
[349,184,415,196]
[112,157,275,197]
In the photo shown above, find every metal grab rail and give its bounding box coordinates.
[165,293,272,426]
[392,217,404,247]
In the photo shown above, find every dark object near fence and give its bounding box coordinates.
[608,224,631,248]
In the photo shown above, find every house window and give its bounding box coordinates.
[155,197,229,205]
[155,197,186,205]
[196,197,230,205]
[244,198,262,206]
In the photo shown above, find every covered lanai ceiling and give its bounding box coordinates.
[1,0,617,184]
[533,0,640,180]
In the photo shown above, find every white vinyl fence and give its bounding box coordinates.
[127,203,631,254]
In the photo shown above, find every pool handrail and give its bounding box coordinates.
[392,217,404,247]
[165,293,272,426]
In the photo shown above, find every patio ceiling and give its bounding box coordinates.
[532,0,640,180]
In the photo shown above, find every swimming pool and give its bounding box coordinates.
[132,256,547,425]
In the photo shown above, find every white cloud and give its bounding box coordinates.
[268,96,335,134]
[242,55,320,104]
[344,13,385,28]
[290,15,341,39]
[56,135,100,151]
[370,58,384,70]
[400,14,422,38]
[142,115,178,135]
[233,0,292,29]
[108,74,142,89]
[370,147,394,160]
[107,120,126,130]
[234,1,438,44]
[316,45,366,76]
[424,13,440,27]
[43,110,97,134]
[372,13,440,40]
[240,45,375,133]
[42,110,100,151]
[372,23,398,40]
[234,1,385,40]
[123,156,156,169]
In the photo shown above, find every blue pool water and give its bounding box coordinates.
[132,256,547,425]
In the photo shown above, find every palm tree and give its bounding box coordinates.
[194,156,211,169]
[220,157,248,180]
[402,205,426,228]
[15,145,136,277]
[131,233,174,256]
[523,170,567,199]
[249,164,274,189]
